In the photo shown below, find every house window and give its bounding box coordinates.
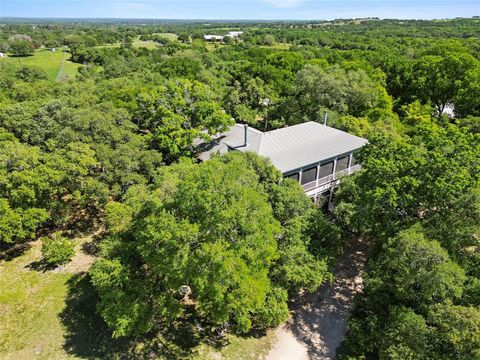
[301,166,317,185]
[285,172,299,182]
[318,161,334,179]
[336,155,350,172]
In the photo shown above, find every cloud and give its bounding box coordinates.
[263,0,305,8]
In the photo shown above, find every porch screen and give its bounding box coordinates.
[285,172,299,182]
[318,161,334,179]
[336,155,350,172]
[301,167,317,185]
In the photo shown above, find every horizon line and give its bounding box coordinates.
[1,16,477,21]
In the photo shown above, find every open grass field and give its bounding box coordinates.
[205,42,291,52]
[152,32,178,41]
[0,236,274,360]
[259,43,292,50]
[132,39,159,49]
[0,49,81,81]
[95,36,161,50]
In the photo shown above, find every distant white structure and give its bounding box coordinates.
[50,48,56,52]
[204,35,224,41]
[442,103,455,118]
[204,31,243,42]
[0,52,6,58]
[226,31,243,38]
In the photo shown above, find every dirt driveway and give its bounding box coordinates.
[266,237,369,360]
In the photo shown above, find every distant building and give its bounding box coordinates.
[197,122,367,204]
[442,104,455,118]
[204,35,224,41]
[226,31,243,38]
[204,31,243,42]
[0,52,5,58]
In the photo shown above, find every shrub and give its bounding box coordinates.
[41,234,75,265]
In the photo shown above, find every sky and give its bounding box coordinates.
[1,0,479,20]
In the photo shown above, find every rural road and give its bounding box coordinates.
[266,237,369,360]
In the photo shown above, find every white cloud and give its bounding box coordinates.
[263,0,305,8]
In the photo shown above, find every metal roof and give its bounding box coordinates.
[197,122,367,173]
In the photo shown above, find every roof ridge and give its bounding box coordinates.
[256,132,264,153]
[265,121,317,134]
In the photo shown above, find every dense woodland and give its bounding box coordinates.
[0,18,479,359]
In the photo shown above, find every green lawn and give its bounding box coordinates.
[0,242,72,359]
[0,49,81,81]
[0,239,274,359]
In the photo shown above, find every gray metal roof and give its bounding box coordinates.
[197,122,367,173]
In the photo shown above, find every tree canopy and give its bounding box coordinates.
[90,152,331,337]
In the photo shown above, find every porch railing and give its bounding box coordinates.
[301,164,362,191]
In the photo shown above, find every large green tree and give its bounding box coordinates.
[412,53,476,115]
[90,152,330,337]
[8,34,34,56]
[283,64,392,124]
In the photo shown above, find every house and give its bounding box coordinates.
[0,52,6,58]
[204,35,224,41]
[197,121,367,203]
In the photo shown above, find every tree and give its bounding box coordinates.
[366,227,465,307]
[90,152,330,337]
[262,34,276,46]
[0,199,47,244]
[41,233,75,265]
[454,64,480,118]
[286,64,392,123]
[335,113,479,360]
[378,306,432,360]
[427,303,480,360]
[223,36,234,45]
[334,112,480,240]
[177,33,190,43]
[134,79,233,162]
[15,65,48,82]
[412,53,476,115]
[8,34,34,56]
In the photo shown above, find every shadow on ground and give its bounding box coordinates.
[80,230,104,256]
[25,259,57,272]
[59,273,131,358]
[59,273,229,359]
[0,242,32,261]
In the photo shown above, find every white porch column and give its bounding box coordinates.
[316,163,321,187]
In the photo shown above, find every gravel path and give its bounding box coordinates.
[266,237,369,360]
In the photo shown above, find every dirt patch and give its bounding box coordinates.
[266,237,370,360]
[63,229,103,273]
[22,229,103,274]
